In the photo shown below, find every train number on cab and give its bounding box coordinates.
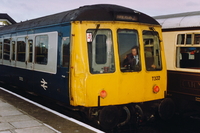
[152,76,160,81]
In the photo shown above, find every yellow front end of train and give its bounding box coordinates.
[69,21,167,107]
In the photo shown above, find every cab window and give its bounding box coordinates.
[87,29,115,74]
[118,29,140,72]
[143,30,162,71]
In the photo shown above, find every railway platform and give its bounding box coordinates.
[0,98,56,133]
[0,87,102,133]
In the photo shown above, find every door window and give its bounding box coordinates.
[61,37,70,67]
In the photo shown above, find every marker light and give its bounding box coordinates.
[153,85,160,93]
[100,90,107,98]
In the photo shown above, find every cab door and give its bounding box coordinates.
[56,24,71,104]
[54,36,70,103]
[142,29,165,100]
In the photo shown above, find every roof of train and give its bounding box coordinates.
[0,13,16,24]
[154,11,200,30]
[0,4,159,34]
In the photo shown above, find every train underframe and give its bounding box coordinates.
[168,92,200,119]
[79,98,175,131]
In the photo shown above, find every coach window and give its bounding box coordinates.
[186,34,192,44]
[176,33,200,68]
[17,38,26,62]
[87,29,115,74]
[35,35,48,65]
[194,34,200,44]
[177,34,192,44]
[118,29,140,72]
[28,40,33,62]
[177,34,185,44]
[0,40,2,59]
[61,37,70,67]
[143,30,162,71]
[12,41,15,60]
[3,39,10,60]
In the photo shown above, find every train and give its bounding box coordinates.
[155,11,200,116]
[0,4,174,131]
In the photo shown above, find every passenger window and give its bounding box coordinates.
[0,40,2,59]
[61,37,70,67]
[87,29,115,74]
[143,30,162,71]
[35,35,48,65]
[28,40,33,62]
[3,39,10,60]
[17,38,26,62]
[177,47,200,68]
[12,41,15,60]
[118,29,140,72]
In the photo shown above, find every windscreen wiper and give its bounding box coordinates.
[92,24,100,42]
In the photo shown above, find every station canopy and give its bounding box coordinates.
[154,11,200,29]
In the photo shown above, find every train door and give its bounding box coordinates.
[25,32,58,98]
[142,30,163,98]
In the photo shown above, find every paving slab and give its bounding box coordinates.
[14,126,56,133]
[10,120,43,128]
[0,115,32,123]
[0,123,14,131]
[0,131,12,133]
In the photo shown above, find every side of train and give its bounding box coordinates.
[155,12,200,115]
[0,4,174,130]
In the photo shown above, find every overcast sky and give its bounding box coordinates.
[1,0,200,22]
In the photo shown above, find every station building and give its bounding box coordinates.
[0,13,16,26]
